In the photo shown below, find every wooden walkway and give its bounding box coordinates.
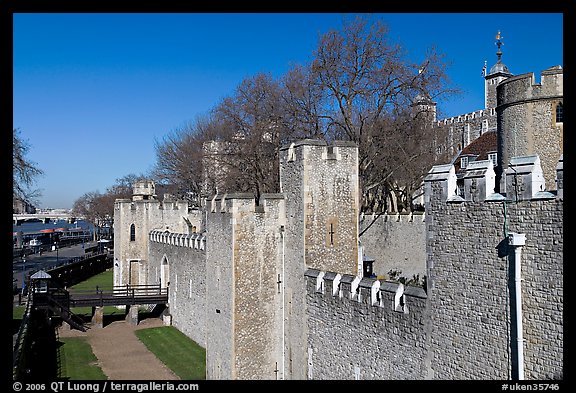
[68,284,169,307]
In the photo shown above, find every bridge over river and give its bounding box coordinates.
[13,213,82,225]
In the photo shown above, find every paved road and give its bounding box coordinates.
[12,241,103,292]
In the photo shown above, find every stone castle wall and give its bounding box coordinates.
[305,270,428,379]
[425,188,563,379]
[148,233,207,348]
[113,135,562,380]
[359,212,426,280]
[279,139,360,379]
[304,154,563,380]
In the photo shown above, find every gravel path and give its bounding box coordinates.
[58,318,179,380]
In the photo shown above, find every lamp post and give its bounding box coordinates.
[21,255,26,297]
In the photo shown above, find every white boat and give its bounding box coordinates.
[29,239,42,247]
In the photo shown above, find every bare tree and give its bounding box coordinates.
[303,15,458,212]
[13,128,44,209]
[72,173,146,237]
[280,64,328,140]
[151,15,459,212]
[208,72,286,203]
[151,115,213,205]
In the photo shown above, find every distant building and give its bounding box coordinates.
[13,197,36,214]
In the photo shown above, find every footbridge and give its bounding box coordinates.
[67,284,169,308]
[13,213,82,225]
[30,279,168,331]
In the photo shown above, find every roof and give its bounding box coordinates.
[454,131,497,173]
[489,62,511,75]
[30,270,51,279]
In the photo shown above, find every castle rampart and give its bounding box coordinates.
[148,236,207,348]
[423,153,563,379]
[305,268,429,380]
[304,152,562,380]
[113,129,562,380]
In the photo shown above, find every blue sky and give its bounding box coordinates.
[13,13,563,209]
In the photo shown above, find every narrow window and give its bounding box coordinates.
[488,152,498,167]
[130,224,136,241]
[461,156,469,169]
[556,102,563,123]
[457,179,465,197]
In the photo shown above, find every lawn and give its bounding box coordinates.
[16,269,202,380]
[58,337,107,380]
[13,305,25,320]
[69,269,113,291]
[135,326,206,380]
[68,269,124,317]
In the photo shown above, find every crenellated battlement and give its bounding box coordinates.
[149,230,206,250]
[280,139,358,164]
[305,268,426,313]
[208,192,285,214]
[360,211,426,224]
[436,108,491,127]
[497,66,563,108]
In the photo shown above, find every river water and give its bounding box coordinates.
[13,219,95,235]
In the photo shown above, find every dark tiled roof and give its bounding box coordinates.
[454,130,497,173]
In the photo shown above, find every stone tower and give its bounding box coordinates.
[279,139,360,379]
[204,193,285,380]
[496,65,563,191]
[113,180,196,288]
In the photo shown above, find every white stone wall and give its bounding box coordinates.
[113,191,199,288]
[148,237,207,348]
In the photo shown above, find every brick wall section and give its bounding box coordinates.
[305,272,428,380]
[204,194,285,380]
[426,183,563,379]
[279,142,308,380]
[232,195,285,380]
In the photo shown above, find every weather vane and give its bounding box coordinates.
[495,30,504,63]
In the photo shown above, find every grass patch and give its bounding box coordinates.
[70,305,125,317]
[135,326,206,380]
[69,269,114,291]
[13,305,25,320]
[59,337,107,380]
[67,270,123,317]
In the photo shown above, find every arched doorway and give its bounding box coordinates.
[160,255,170,289]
